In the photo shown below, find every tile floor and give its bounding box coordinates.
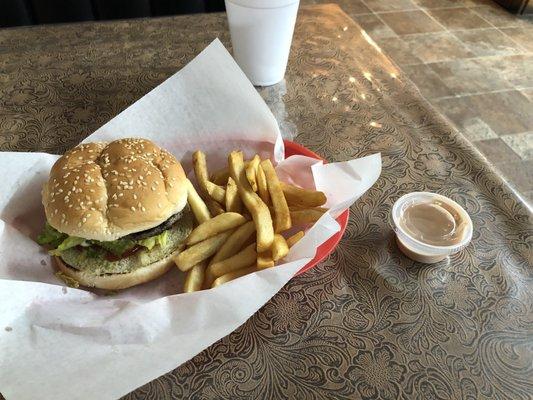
[305,0,533,206]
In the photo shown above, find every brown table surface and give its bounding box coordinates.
[1,4,532,400]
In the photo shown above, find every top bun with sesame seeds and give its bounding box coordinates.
[42,138,188,241]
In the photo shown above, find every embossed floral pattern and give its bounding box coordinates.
[428,272,483,314]
[263,291,313,334]
[347,344,406,400]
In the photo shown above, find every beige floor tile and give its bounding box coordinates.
[364,0,418,12]
[312,0,373,15]
[475,138,522,163]
[501,132,533,160]
[414,0,479,7]
[500,26,533,53]
[428,58,513,96]
[453,28,525,56]
[352,14,398,38]
[434,91,533,137]
[472,5,529,28]
[402,64,455,98]
[428,7,492,30]
[402,32,475,63]
[374,37,424,66]
[380,10,445,35]
[477,55,533,90]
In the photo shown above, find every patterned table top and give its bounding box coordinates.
[1,5,531,400]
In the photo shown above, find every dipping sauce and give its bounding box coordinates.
[392,192,473,264]
[399,200,468,246]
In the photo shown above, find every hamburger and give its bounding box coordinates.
[37,138,193,290]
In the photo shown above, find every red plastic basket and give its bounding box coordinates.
[283,140,349,275]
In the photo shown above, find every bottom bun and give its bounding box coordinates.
[54,245,184,290]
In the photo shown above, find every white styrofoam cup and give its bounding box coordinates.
[225,0,300,86]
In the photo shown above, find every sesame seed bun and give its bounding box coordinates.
[42,138,188,241]
[54,245,184,290]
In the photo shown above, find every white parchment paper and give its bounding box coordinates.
[0,39,381,400]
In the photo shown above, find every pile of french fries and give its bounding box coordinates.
[173,150,327,292]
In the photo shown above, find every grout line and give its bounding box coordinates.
[432,88,522,101]
[372,4,499,14]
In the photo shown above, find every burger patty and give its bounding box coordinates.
[125,206,190,241]
[59,207,193,275]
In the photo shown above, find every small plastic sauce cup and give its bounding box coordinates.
[392,192,473,264]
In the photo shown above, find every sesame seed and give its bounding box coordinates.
[131,206,136,211]
[77,222,82,227]
[141,207,146,212]
[158,203,162,208]
[133,194,137,200]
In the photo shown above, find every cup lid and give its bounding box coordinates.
[225,0,299,9]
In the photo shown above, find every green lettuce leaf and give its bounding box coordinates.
[37,221,172,258]
[137,230,169,251]
[49,236,86,256]
[36,223,66,248]
[95,238,136,257]
[155,230,168,248]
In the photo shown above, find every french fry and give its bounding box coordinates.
[260,159,291,233]
[257,251,275,269]
[290,209,326,225]
[229,151,274,253]
[272,234,289,262]
[192,150,226,205]
[256,164,270,205]
[211,167,230,186]
[207,198,225,216]
[280,182,327,208]
[204,221,255,287]
[225,177,242,213]
[186,179,211,224]
[183,260,207,293]
[245,154,260,192]
[174,231,232,271]
[212,266,257,288]
[208,243,257,279]
[192,150,210,196]
[210,221,256,265]
[205,180,226,204]
[211,161,250,186]
[187,212,247,245]
[289,206,328,212]
[286,231,304,248]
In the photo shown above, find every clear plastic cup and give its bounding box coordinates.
[392,192,473,264]
[225,0,300,86]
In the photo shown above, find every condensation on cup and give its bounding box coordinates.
[225,0,300,86]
